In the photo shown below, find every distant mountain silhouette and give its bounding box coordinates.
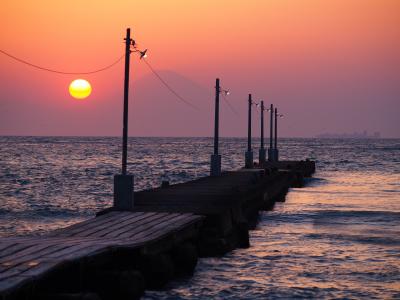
[129,70,213,137]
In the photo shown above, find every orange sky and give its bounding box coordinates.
[1,0,399,137]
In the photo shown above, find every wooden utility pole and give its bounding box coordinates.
[247,94,252,153]
[259,101,266,165]
[114,28,134,210]
[122,28,131,175]
[245,94,253,168]
[269,104,274,150]
[274,108,278,150]
[273,107,279,161]
[211,78,221,176]
[268,103,274,161]
[260,101,264,149]
[214,78,220,156]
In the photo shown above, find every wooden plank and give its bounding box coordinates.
[48,211,123,236]
[0,243,36,260]
[98,213,173,239]
[53,211,133,237]
[60,212,144,237]
[133,205,228,214]
[139,215,202,243]
[41,243,105,260]
[0,244,67,273]
[0,242,17,253]
[92,212,160,238]
[77,212,156,238]
[19,261,60,277]
[131,214,196,241]
[56,244,109,260]
[0,244,53,265]
[117,213,183,239]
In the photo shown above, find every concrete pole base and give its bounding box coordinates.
[268,148,279,162]
[245,151,253,168]
[114,174,134,210]
[210,154,221,176]
[259,148,266,165]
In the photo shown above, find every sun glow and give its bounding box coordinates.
[69,79,91,99]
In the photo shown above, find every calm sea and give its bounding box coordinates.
[0,137,399,299]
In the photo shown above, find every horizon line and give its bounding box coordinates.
[0,134,397,139]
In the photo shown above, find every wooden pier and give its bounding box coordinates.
[0,160,315,300]
[0,212,203,299]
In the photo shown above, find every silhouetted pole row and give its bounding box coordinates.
[268,104,274,161]
[114,28,135,210]
[259,100,267,165]
[245,94,253,168]
[113,30,288,210]
[210,78,221,176]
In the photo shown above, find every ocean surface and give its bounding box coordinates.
[0,137,399,299]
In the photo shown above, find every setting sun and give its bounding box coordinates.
[69,79,91,99]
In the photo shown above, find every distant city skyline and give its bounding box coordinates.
[316,130,381,139]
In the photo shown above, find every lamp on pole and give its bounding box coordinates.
[268,103,274,162]
[259,100,267,165]
[274,108,284,162]
[114,28,147,210]
[210,78,222,176]
[245,94,254,168]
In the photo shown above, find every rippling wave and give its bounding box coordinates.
[1,137,399,298]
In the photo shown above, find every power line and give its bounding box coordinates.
[2,47,205,112]
[0,49,124,74]
[142,58,201,111]
[221,92,239,116]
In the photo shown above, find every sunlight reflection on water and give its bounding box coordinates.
[1,137,399,298]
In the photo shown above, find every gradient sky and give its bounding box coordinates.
[1,0,399,137]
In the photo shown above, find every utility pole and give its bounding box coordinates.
[114,28,134,210]
[274,107,279,161]
[214,78,220,156]
[210,78,221,176]
[122,28,131,176]
[268,103,274,162]
[245,94,253,168]
[259,101,266,165]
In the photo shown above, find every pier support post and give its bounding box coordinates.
[210,154,221,176]
[259,100,266,165]
[259,148,266,165]
[245,94,253,168]
[211,78,221,176]
[114,175,134,210]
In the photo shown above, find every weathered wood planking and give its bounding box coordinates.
[0,211,203,297]
[132,169,282,214]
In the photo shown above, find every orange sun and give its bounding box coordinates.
[69,79,92,99]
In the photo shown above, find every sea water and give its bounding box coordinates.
[0,137,399,299]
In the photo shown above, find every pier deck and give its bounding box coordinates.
[0,211,203,299]
[0,160,315,299]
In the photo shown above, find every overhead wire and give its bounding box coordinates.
[221,92,239,116]
[0,49,124,74]
[141,58,201,111]
[1,47,218,113]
